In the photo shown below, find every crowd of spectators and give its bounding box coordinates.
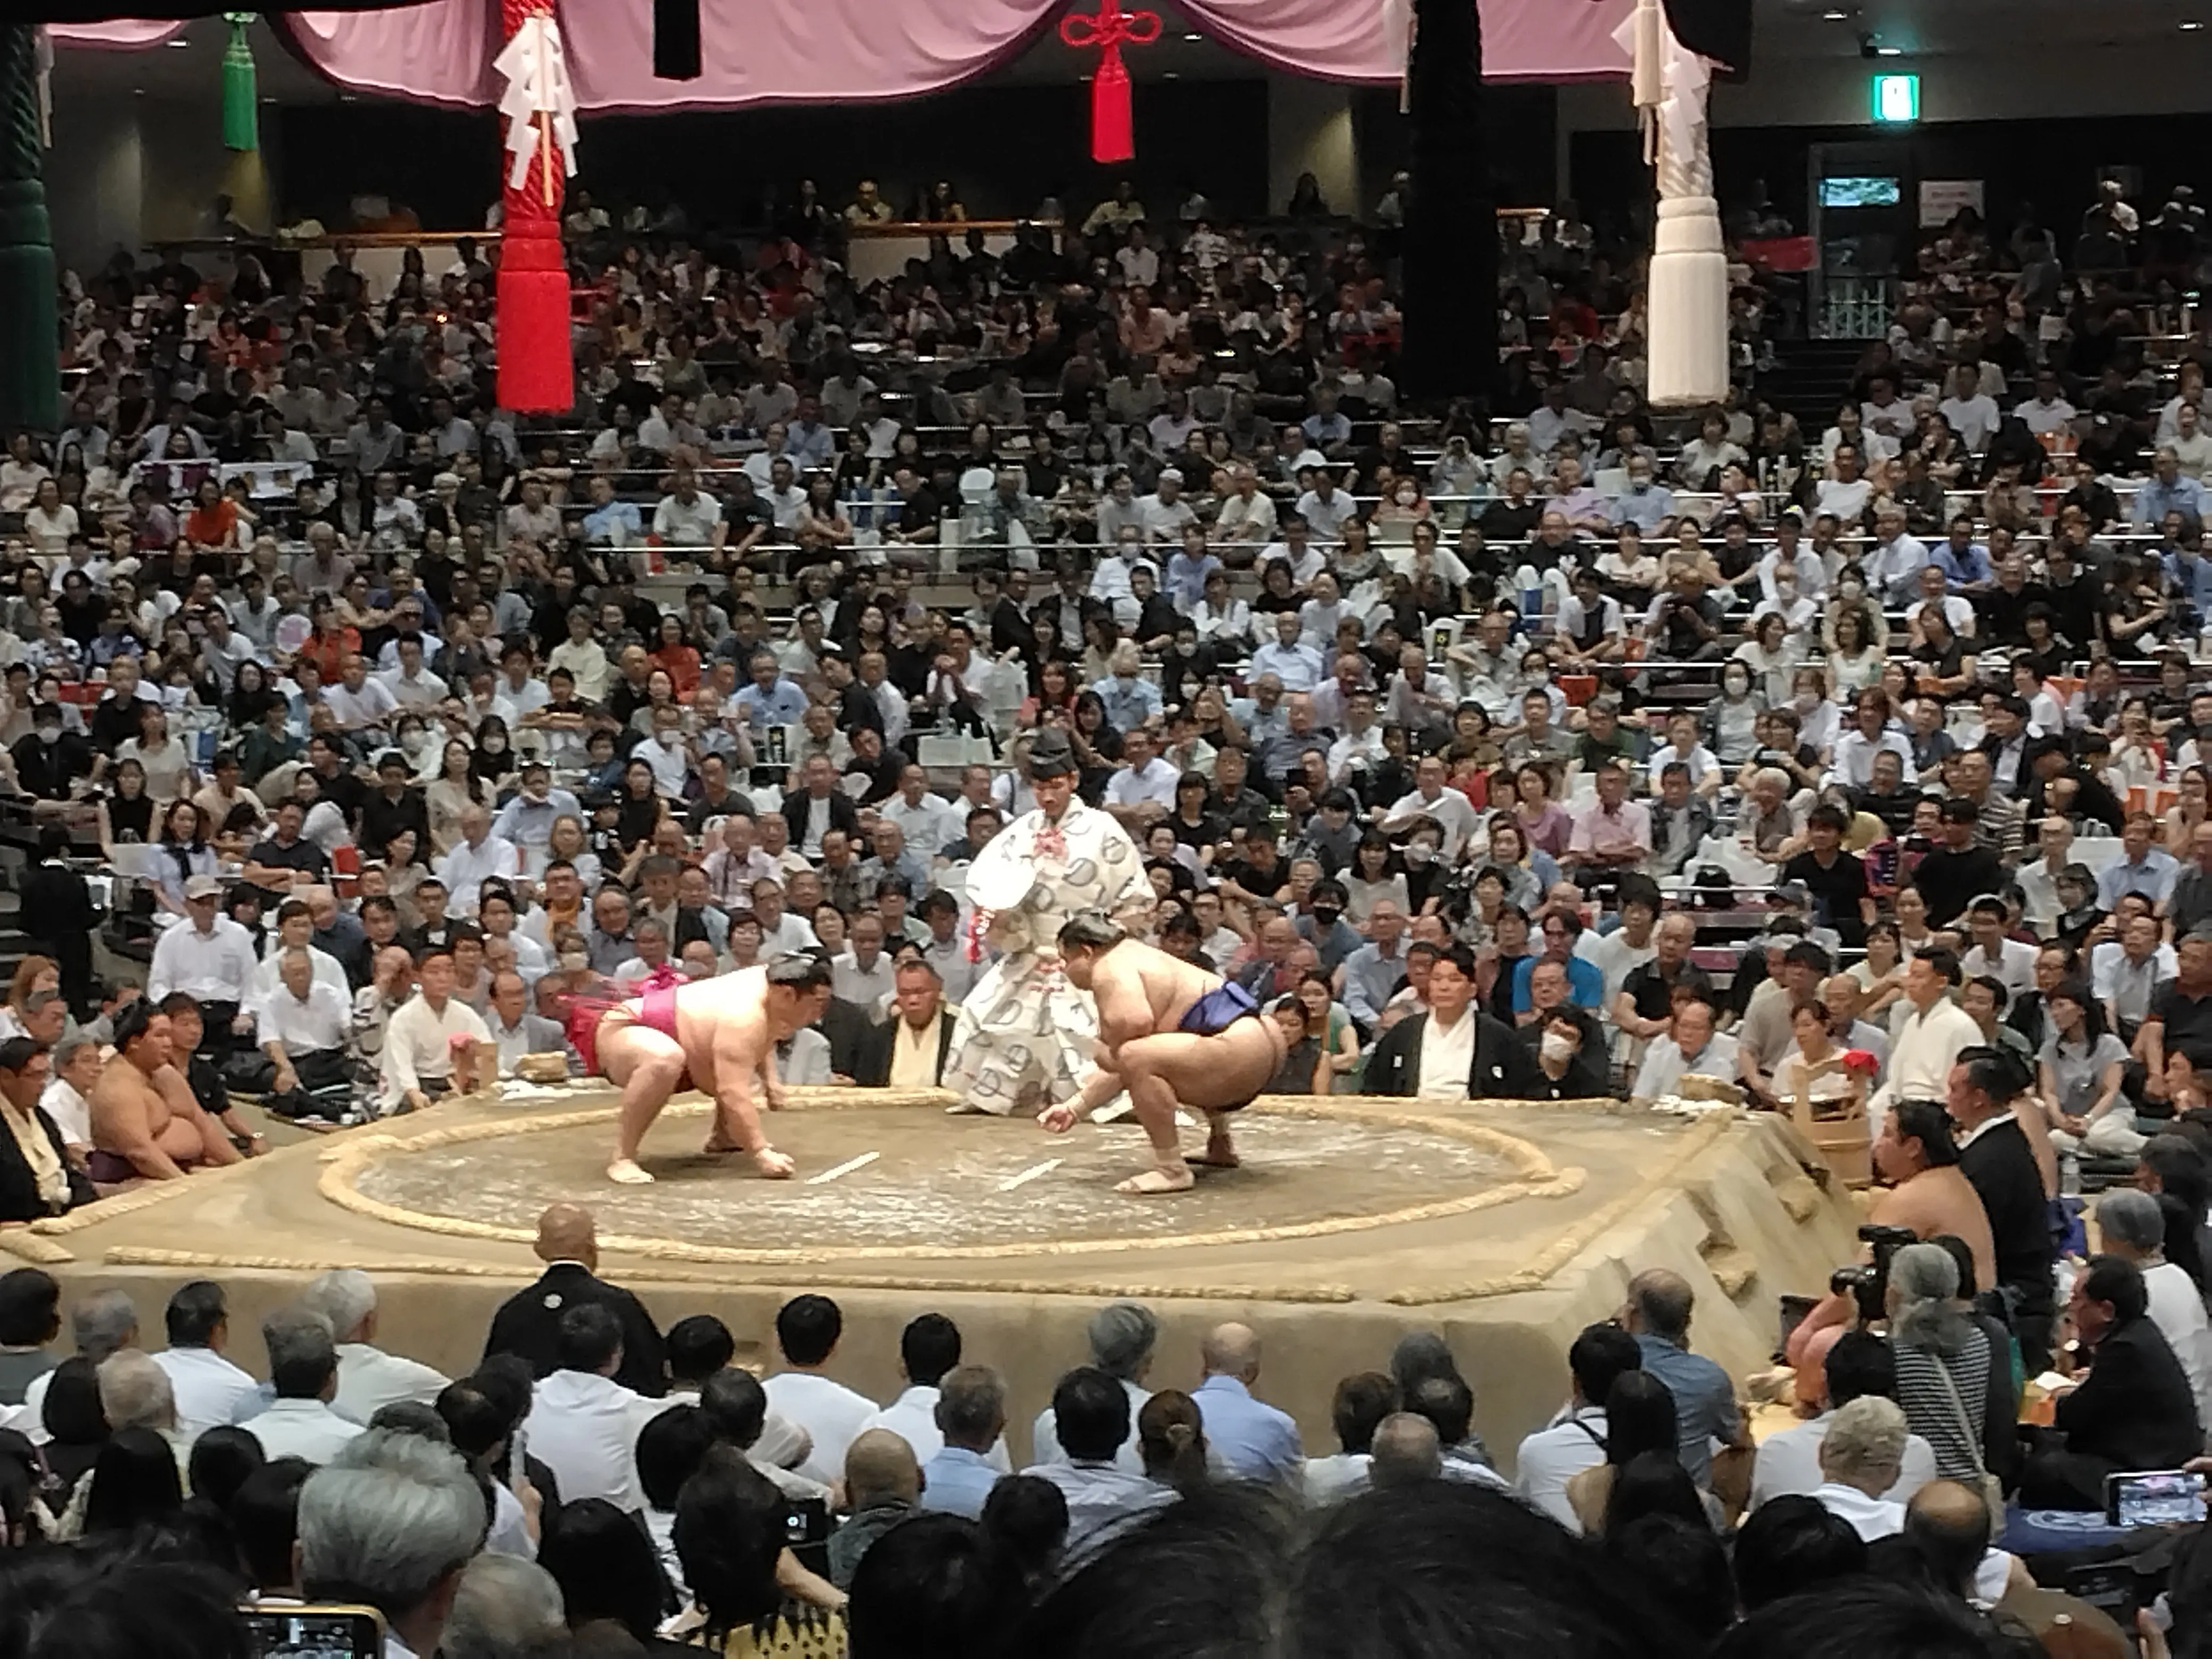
[8,166,2212,1652]
[0,1220,2197,1659]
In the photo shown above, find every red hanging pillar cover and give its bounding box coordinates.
[496,0,573,413]
[1060,0,1160,165]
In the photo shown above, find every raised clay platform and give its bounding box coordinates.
[3,1085,1863,1471]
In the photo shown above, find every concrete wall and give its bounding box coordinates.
[44,91,275,274]
[1267,78,1360,219]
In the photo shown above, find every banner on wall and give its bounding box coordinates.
[1918,179,1984,229]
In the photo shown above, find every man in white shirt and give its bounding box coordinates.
[1293,468,1360,541]
[150,1280,258,1439]
[1030,1301,1155,1473]
[323,653,401,738]
[1809,1396,1920,1540]
[879,767,961,860]
[1748,1331,1937,1512]
[378,947,492,1114]
[1960,897,2038,998]
[2015,817,2073,938]
[856,1313,1012,1472]
[379,638,449,713]
[1813,445,1873,523]
[1249,611,1325,691]
[1513,1321,1643,1531]
[435,806,522,917]
[1215,465,1278,544]
[1304,1371,1396,1506]
[240,1308,367,1465]
[37,1032,97,1158]
[762,1294,878,1486]
[652,470,725,552]
[1937,365,2001,453]
[1866,502,1932,604]
[523,1303,675,1513]
[258,946,355,1112]
[302,1269,449,1425]
[1828,690,1917,790]
[1101,728,1180,832]
[1872,951,1982,1126]
[831,913,897,1011]
[2013,371,2077,438]
[1378,755,1482,860]
[1136,468,1197,544]
[1629,998,1738,1099]
[147,874,257,1025]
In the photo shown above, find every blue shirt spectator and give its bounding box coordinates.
[732,674,811,729]
[917,1446,1001,1520]
[1090,671,1163,734]
[1164,547,1224,608]
[2098,842,2180,910]
[1192,1366,1302,1486]
[2136,458,2207,527]
[1610,476,1675,534]
[582,495,643,547]
[1934,534,1991,586]
[1635,1328,1741,1490]
[1509,952,1605,1015]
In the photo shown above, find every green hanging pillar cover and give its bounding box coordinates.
[222,12,257,152]
[0,23,57,435]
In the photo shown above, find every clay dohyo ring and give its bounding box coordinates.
[314,1091,1584,1266]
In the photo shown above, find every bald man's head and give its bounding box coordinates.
[536,1203,597,1271]
[1200,1322,1261,1383]
[1904,1479,1995,1599]
[844,1427,921,1510]
[1369,1412,1443,1489]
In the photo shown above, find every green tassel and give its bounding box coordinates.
[221,12,257,153]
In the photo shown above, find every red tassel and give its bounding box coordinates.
[1091,51,1133,163]
[1061,2,1159,164]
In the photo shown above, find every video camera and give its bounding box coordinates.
[1831,1222,1922,1325]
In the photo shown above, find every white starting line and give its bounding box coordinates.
[805,1151,881,1186]
[998,1158,1063,1192]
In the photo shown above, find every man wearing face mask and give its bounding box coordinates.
[10,703,95,801]
[492,761,582,862]
[1758,516,1826,603]
[1607,456,1674,537]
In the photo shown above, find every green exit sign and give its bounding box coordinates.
[1871,73,1920,122]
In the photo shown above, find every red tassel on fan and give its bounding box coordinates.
[1061,1,1161,165]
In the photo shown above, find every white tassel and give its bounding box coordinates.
[33,25,53,149]
[493,16,580,193]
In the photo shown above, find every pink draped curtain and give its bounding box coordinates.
[267,0,1628,111]
[46,19,189,47]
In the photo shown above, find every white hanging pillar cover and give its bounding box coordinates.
[1615,0,1726,407]
[494,14,580,200]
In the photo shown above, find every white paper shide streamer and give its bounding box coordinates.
[1614,0,1727,407]
[495,16,579,194]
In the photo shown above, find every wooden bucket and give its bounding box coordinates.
[1794,1072,1872,1188]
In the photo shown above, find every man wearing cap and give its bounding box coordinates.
[945,728,1154,1118]
[146,874,257,1061]
[580,953,835,1185]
